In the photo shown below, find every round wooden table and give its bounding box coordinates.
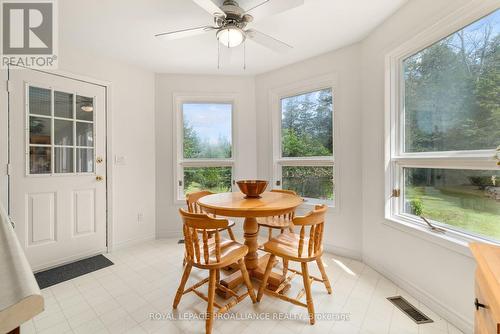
[198,191,303,294]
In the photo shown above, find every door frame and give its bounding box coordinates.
[4,64,116,254]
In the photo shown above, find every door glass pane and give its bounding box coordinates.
[182,103,232,159]
[404,168,500,241]
[282,166,334,201]
[403,10,500,152]
[29,147,51,174]
[54,119,74,145]
[281,88,333,158]
[29,86,51,116]
[55,147,74,173]
[76,122,93,147]
[76,95,94,121]
[76,148,94,173]
[54,91,73,118]
[29,116,51,145]
[183,167,232,194]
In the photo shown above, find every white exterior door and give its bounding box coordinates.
[9,68,107,271]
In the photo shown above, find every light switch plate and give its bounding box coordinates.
[114,155,126,165]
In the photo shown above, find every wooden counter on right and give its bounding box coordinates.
[470,242,500,334]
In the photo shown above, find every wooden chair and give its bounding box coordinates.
[257,205,332,325]
[186,190,236,240]
[256,189,299,275]
[183,191,236,266]
[174,209,256,334]
[257,189,298,239]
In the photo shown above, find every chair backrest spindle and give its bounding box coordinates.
[186,190,214,214]
[179,208,229,266]
[269,189,299,222]
[215,230,221,262]
[292,205,327,258]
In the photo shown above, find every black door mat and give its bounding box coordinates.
[35,254,114,289]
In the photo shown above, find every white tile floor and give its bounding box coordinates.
[21,239,464,334]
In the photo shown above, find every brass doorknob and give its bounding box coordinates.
[96,175,104,181]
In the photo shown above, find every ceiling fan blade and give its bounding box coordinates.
[244,0,303,21]
[246,29,292,53]
[155,26,215,40]
[192,0,226,17]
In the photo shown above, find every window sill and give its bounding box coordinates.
[174,199,186,206]
[382,214,499,258]
[301,198,335,208]
[296,200,337,217]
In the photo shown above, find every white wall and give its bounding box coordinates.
[0,70,7,210]
[155,74,257,237]
[0,49,156,249]
[360,0,479,332]
[58,47,156,248]
[255,44,363,259]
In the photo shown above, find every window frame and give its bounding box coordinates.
[173,93,237,203]
[385,2,500,247]
[25,82,96,177]
[270,74,338,207]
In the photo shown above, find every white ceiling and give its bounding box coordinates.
[59,0,407,75]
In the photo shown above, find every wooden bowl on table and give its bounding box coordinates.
[236,180,268,199]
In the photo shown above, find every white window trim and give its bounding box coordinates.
[172,92,238,204]
[384,0,500,252]
[270,73,339,209]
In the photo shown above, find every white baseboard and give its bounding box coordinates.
[111,234,156,251]
[363,255,473,334]
[32,248,107,272]
[323,242,362,261]
[158,227,244,237]
[156,229,183,239]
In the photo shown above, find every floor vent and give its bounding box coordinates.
[387,296,433,324]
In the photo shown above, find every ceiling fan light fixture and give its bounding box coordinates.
[81,105,94,113]
[216,26,245,48]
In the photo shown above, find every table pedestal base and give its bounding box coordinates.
[217,254,290,299]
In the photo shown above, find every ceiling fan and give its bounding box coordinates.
[155,0,303,54]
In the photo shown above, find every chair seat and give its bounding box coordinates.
[192,238,247,269]
[256,216,292,229]
[263,232,322,262]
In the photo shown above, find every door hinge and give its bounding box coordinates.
[275,180,281,186]
[6,163,12,176]
[6,80,12,93]
[178,180,182,187]
[392,188,400,198]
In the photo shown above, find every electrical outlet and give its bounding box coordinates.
[137,213,144,223]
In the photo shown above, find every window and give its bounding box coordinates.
[274,87,335,204]
[176,101,234,199]
[28,85,95,175]
[388,9,500,242]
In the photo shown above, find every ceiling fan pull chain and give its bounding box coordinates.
[243,42,246,70]
[217,39,221,69]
